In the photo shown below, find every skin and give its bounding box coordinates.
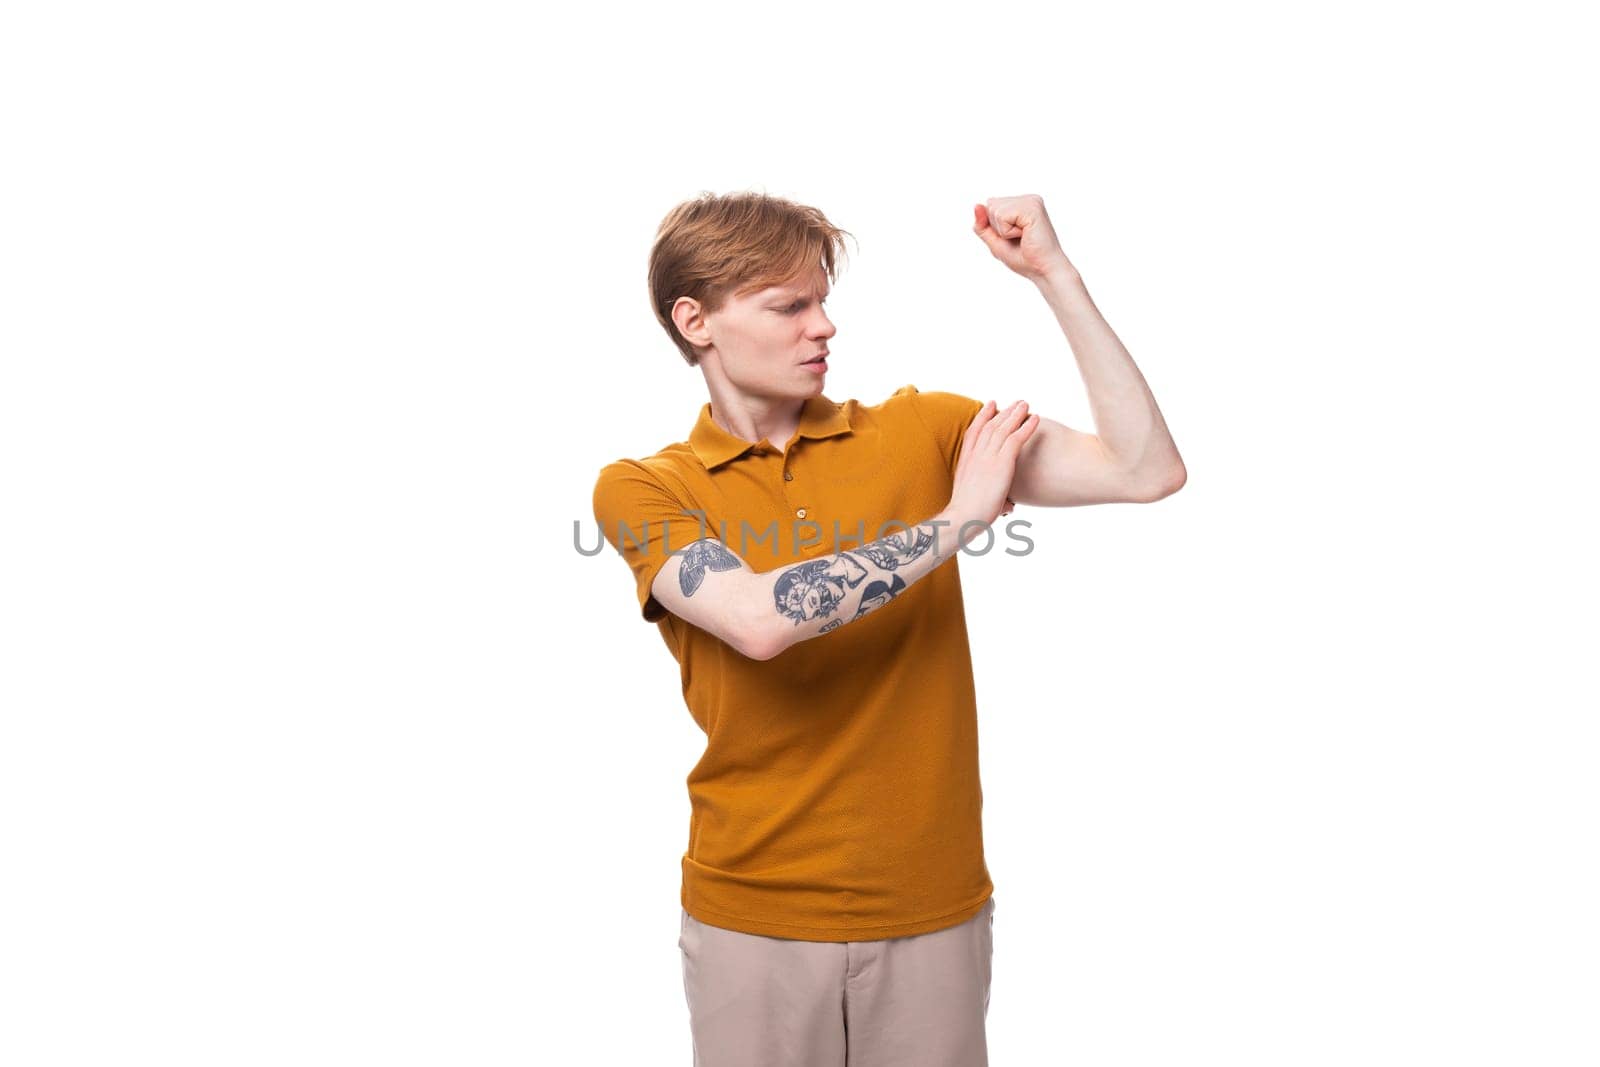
[668,267,837,454]
[971,194,1187,504]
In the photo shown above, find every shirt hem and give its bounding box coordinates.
[681,890,993,943]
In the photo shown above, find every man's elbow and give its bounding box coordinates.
[739,636,777,661]
[730,594,787,662]
[735,626,786,662]
[1131,462,1187,503]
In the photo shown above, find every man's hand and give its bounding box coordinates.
[972,194,1076,282]
[945,400,1039,545]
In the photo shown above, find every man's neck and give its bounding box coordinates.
[706,391,804,454]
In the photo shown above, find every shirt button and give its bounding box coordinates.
[796,507,807,518]
[784,471,794,481]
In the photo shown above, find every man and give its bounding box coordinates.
[591,191,1185,1066]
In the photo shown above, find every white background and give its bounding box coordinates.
[4,2,1596,1064]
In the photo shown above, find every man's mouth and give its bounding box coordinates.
[804,351,829,364]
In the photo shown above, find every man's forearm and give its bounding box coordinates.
[745,507,977,659]
[1033,266,1183,477]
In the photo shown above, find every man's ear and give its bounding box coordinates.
[672,296,710,349]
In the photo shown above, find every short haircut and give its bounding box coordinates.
[648,190,855,367]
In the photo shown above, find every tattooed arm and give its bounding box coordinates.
[650,399,1040,659]
[649,509,978,661]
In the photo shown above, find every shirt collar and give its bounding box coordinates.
[689,393,853,471]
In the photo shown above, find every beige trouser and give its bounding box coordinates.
[678,897,995,1067]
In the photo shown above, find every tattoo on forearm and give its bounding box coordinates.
[772,552,868,622]
[770,520,942,626]
[851,574,907,620]
[851,526,935,571]
[678,539,741,597]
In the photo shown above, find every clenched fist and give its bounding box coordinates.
[972,194,1076,283]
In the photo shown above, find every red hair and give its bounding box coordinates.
[648,190,855,367]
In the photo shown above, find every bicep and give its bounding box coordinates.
[1008,415,1148,507]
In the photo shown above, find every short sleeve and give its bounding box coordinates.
[591,460,715,623]
[894,384,985,478]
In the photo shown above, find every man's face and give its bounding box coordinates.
[700,267,836,397]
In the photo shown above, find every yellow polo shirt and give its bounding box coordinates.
[591,384,992,941]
